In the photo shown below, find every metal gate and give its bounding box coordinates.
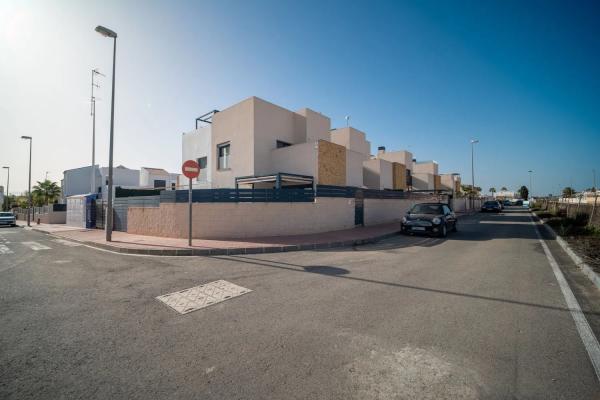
[94,199,107,229]
[354,189,364,226]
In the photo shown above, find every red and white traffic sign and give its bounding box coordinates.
[182,159,200,179]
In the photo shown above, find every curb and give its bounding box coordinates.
[37,228,401,257]
[538,218,600,291]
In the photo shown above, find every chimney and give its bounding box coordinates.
[377,146,386,155]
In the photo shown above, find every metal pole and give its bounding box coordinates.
[27,139,32,227]
[3,167,9,209]
[91,79,96,194]
[188,177,192,247]
[105,37,116,242]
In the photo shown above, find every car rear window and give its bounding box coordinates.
[410,204,443,214]
[484,201,497,206]
[0,212,14,217]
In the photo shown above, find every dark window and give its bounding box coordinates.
[217,143,230,170]
[171,182,176,190]
[276,140,291,148]
[197,157,208,181]
[153,179,166,188]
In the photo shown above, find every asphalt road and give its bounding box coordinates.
[1,208,600,399]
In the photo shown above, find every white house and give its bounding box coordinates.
[139,167,179,189]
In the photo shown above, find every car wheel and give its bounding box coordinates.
[439,223,447,238]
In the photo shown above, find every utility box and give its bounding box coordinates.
[66,194,97,228]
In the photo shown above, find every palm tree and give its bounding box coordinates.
[489,187,497,196]
[32,180,61,205]
[501,186,508,191]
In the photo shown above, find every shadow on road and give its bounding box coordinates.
[213,254,600,317]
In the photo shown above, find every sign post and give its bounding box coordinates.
[182,160,201,247]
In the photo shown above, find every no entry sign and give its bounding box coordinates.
[182,160,200,179]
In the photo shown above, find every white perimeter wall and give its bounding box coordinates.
[364,197,438,225]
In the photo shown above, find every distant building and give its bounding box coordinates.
[62,165,140,199]
[140,167,179,190]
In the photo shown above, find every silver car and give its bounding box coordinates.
[0,211,17,227]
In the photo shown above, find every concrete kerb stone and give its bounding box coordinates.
[28,226,403,256]
[538,217,600,291]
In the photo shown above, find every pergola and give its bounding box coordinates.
[235,172,314,189]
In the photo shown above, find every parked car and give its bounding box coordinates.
[0,211,17,227]
[515,199,523,206]
[502,200,511,207]
[400,203,457,237]
[481,200,501,212]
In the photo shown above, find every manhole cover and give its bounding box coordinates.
[156,280,252,314]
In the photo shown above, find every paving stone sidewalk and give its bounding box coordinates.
[18,221,401,255]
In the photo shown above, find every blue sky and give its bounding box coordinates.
[1,0,599,195]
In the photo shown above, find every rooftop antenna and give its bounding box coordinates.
[345,115,350,127]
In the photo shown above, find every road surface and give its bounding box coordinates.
[1,208,600,399]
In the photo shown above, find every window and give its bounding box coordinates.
[153,179,166,189]
[197,157,208,181]
[217,143,230,170]
[276,140,291,148]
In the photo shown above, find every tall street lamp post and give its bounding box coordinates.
[95,25,117,242]
[470,139,479,205]
[528,170,533,199]
[21,136,32,226]
[2,166,9,209]
[90,68,104,193]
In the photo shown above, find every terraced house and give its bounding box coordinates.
[181,96,457,193]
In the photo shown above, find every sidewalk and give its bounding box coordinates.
[18,221,402,256]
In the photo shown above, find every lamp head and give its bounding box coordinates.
[95,25,117,38]
[470,139,479,144]
[21,136,31,140]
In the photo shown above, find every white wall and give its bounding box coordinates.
[363,158,393,190]
[271,142,317,177]
[346,149,368,188]
[211,97,255,188]
[296,108,330,142]
[413,161,438,175]
[63,166,102,197]
[330,127,371,156]
[182,125,212,187]
[412,172,435,190]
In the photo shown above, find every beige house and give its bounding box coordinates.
[440,173,461,193]
[181,96,451,192]
[182,96,373,189]
[411,160,441,190]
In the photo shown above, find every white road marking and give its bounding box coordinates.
[0,244,13,254]
[51,239,82,247]
[531,215,600,381]
[21,241,51,251]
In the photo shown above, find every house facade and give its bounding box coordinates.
[181,96,459,193]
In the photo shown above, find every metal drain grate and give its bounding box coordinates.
[156,280,252,314]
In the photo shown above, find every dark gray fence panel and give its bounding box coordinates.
[113,196,160,232]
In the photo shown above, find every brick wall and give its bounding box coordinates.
[127,197,355,239]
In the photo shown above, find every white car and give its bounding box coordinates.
[0,211,17,227]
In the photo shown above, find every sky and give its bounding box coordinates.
[1,0,599,196]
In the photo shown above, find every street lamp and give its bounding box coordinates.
[470,139,479,201]
[528,170,533,199]
[95,25,117,242]
[21,136,32,226]
[2,166,9,209]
